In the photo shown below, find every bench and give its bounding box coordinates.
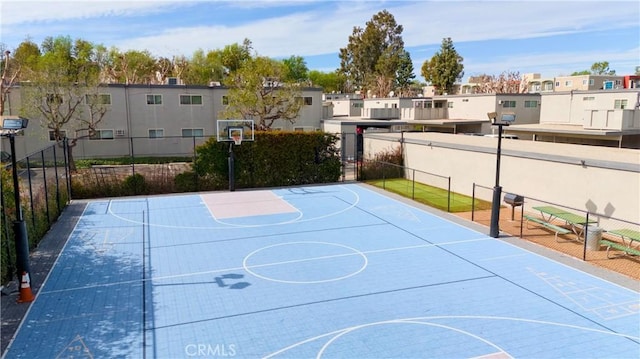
[599,239,640,258]
[601,229,640,258]
[524,214,572,242]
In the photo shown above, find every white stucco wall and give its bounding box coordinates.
[364,132,640,224]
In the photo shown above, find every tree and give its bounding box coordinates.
[19,36,108,171]
[220,56,303,131]
[471,71,526,94]
[572,61,616,76]
[308,70,346,93]
[339,10,405,97]
[590,61,615,75]
[282,55,309,83]
[221,39,253,75]
[570,70,590,76]
[109,49,157,84]
[421,37,464,95]
[181,49,224,85]
[395,50,415,96]
[0,43,29,115]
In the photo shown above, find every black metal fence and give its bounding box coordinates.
[1,140,71,284]
[358,160,454,212]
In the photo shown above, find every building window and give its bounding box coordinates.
[182,128,204,137]
[295,96,313,105]
[544,83,553,91]
[180,95,203,105]
[222,96,229,105]
[589,79,595,85]
[434,102,443,108]
[583,96,595,101]
[555,81,560,87]
[147,94,162,105]
[90,129,114,140]
[524,100,538,108]
[46,94,63,105]
[565,80,572,86]
[582,79,588,85]
[615,80,622,86]
[614,99,628,109]
[462,99,469,102]
[502,101,516,108]
[86,94,111,105]
[447,102,453,108]
[148,129,164,138]
[48,130,67,141]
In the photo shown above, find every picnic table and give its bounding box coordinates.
[601,229,640,258]
[530,206,597,241]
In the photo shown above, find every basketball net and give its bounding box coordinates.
[232,135,242,145]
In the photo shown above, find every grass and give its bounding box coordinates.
[366,178,492,213]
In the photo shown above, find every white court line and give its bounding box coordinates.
[315,320,512,359]
[263,315,640,358]
[356,184,640,295]
[105,184,360,229]
[39,237,490,294]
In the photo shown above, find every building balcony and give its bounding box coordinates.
[583,109,640,130]
[399,107,448,121]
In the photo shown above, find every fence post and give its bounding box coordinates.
[26,156,35,230]
[471,183,476,221]
[63,138,71,200]
[447,176,451,213]
[412,169,415,200]
[192,136,197,163]
[53,143,61,213]
[41,151,50,225]
[130,137,135,177]
[582,212,590,261]
[382,162,386,189]
[520,198,525,238]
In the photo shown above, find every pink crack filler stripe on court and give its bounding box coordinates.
[201,191,298,219]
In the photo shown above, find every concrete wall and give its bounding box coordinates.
[364,132,640,224]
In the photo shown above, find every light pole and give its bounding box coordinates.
[1,116,32,295]
[487,112,515,238]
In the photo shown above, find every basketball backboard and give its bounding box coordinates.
[216,120,255,144]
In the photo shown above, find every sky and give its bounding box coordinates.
[1,0,639,82]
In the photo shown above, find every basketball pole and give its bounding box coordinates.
[228,142,235,192]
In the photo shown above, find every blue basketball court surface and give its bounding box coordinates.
[2,183,639,358]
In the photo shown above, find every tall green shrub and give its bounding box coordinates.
[193,131,342,189]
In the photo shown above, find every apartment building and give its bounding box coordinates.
[507,89,640,147]
[1,84,325,159]
[553,75,625,92]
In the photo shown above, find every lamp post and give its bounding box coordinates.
[1,116,32,289]
[487,112,515,238]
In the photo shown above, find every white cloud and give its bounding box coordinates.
[0,1,182,25]
[1,0,638,78]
